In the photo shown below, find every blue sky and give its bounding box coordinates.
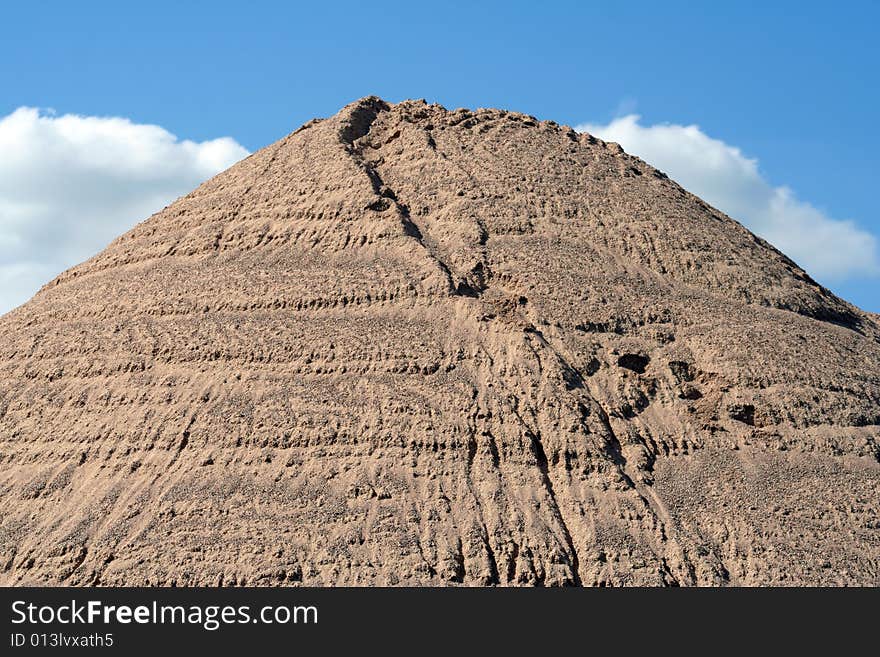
[1,0,878,311]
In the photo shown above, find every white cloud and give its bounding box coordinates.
[0,107,249,314]
[577,115,880,282]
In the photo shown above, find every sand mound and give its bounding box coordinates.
[1,97,878,585]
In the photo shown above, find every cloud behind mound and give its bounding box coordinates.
[577,115,880,284]
[0,108,249,314]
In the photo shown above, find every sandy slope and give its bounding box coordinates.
[0,97,877,585]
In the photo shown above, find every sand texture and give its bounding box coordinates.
[1,97,878,586]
